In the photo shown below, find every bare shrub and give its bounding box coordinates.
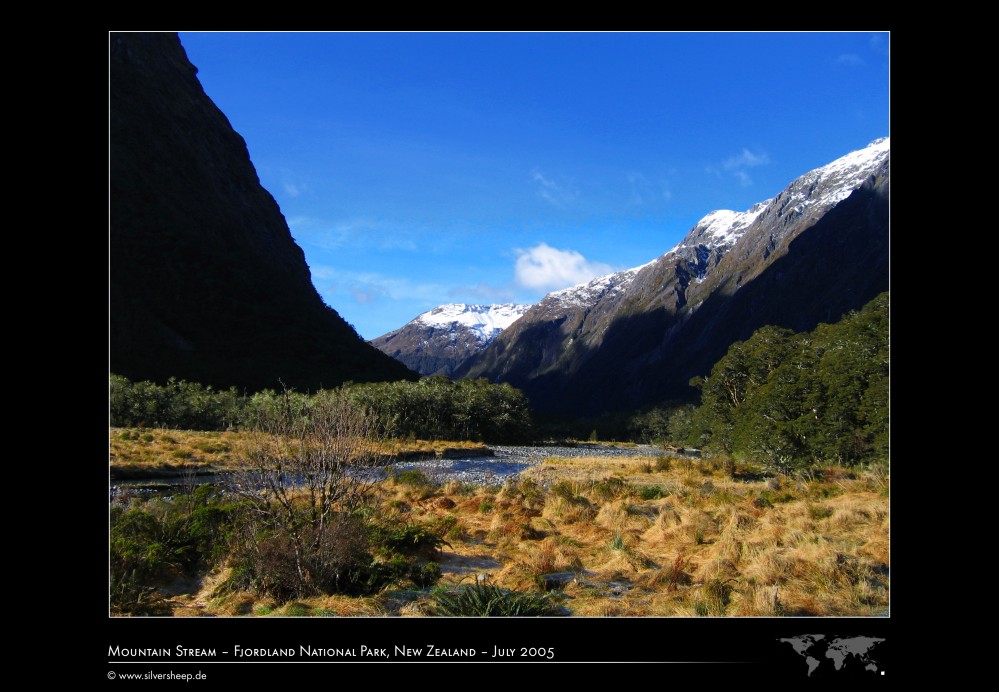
[227,388,381,598]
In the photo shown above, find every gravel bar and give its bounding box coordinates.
[389,444,666,487]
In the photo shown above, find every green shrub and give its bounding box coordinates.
[410,561,442,588]
[283,603,311,617]
[392,469,434,488]
[371,523,448,558]
[636,485,668,500]
[589,477,627,501]
[431,583,566,616]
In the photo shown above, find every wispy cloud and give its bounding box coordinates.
[514,243,613,292]
[626,171,672,207]
[312,269,450,309]
[531,170,578,209]
[289,217,417,252]
[282,182,302,197]
[349,284,386,304]
[627,172,649,206]
[448,283,516,302]
[723,149,771,170]
[869,32,889,56]
[835,53,865,67]
[708,148,771,187]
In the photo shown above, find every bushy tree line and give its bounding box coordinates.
[110,374,533,443]
[344,376,533,443]
[109,375,245,430]
[686,292,889,471]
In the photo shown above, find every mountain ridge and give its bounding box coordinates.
[456,138,889,416]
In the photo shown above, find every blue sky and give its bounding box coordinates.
[178,31,889,340]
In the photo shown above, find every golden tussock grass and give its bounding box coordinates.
[181,450,887,617]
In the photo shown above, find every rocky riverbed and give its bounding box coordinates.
[111,444,689,498]
[388,443,668,486]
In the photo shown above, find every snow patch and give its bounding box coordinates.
[414,303,531,343]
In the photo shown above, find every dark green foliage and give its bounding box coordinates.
[589,477,628,501]
[223,516,447,599]
[431,582,567,616]
[636,485,669,500]
[110,374,245,429]
[628,404,698,446]
[283,603,311,617]
[370,523,448,559]
[391,470,434,488]
[689,293,889,470]
[109,485,244,614]
[346,376,533,443]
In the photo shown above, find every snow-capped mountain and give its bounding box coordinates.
[414,303,529,343]
[458,138,890,416]
[371,303,531,376]
[545,137,890,314]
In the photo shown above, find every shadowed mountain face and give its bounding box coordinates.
[458,141,889,417]
[110,33,414,391]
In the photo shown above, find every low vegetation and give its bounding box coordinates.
[114,448,888,617]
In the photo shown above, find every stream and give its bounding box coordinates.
[110,443,689,500]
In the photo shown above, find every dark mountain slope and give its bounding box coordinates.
[110,32,414,391]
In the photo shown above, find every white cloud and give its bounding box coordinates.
[734,170,753,187]
[835,53,865,67]
[283,182,301,197]
[514,243,613,292]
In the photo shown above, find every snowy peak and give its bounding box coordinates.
[414,303,531,343]
[372,302,533,377]
[794,137,889,210]
[678,199,774,253]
